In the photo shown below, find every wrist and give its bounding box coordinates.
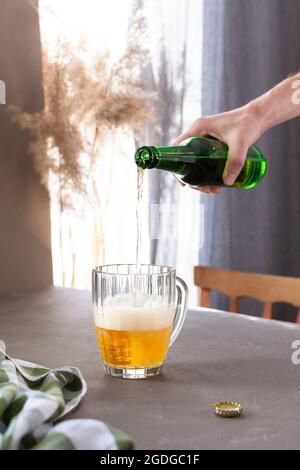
[244,98,271,136]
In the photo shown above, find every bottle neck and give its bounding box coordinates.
[135,145,197,170]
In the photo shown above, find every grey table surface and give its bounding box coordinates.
[1,286,300,450]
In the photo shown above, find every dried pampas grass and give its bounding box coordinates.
[10,18,153,210]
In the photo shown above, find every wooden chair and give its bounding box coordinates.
[194,266,300,323]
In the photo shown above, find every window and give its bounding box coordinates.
[39,0,203,304]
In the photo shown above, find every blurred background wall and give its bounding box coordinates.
[200,0,300,320]
[0,0,52,294]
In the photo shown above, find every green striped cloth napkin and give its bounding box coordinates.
[0,348,134,450]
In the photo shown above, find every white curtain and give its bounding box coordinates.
[40,0,203,305]
[140,0,204,305]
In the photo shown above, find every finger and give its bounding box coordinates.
[173,173,186,186]
[173,131,195,146]
[189,185,211,193]
[201,186,221,195]
[173,121,209,145]
[210,187,221,195]
[223,140,247,185]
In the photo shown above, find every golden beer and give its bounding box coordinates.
[94,293,175,371]
[92,265,188,378]
[96,325,172,368]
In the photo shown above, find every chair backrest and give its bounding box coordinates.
[194,266,300,322]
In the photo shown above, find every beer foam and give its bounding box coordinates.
[94,293,175,331]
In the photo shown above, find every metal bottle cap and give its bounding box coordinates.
[212,401,243,418]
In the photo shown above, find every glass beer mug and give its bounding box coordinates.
[92,264,188,379]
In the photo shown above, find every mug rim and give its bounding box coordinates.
[92,264,176,276]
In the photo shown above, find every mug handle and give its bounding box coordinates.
[169,277,189,347]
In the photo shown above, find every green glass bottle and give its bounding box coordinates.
[135,136,267,189]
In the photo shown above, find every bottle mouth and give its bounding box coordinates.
[135,146,158,169]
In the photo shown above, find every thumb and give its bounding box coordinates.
[173,131,196,146]
[223,140,248,185]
